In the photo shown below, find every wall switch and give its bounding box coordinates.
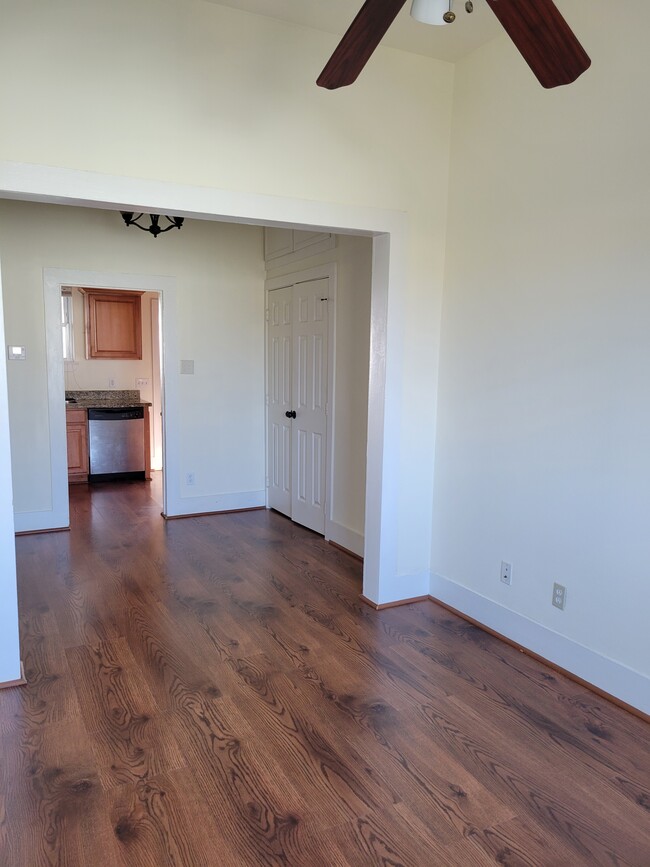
[180,360,194,375]
[7,345,26,361]
[186,472,195,486]
[500,561,512,585]
[552,582,567,610]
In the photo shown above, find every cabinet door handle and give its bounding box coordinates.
[285,410,297,419]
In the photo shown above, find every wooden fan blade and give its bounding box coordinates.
[317,0,409,90]
[485,0,590,88]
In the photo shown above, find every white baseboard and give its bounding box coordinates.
[0,661,26,689]
[376,570,431,606]
[13,510,66,533]
[166,489,266,518]
[326,520,364,558]
[430,573,650,716]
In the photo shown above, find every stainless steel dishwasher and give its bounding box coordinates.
[88,407,146,480]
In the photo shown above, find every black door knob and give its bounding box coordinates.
[285,410,296,419]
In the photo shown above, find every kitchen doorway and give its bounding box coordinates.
[62,286,163,481]
[36,267,179,533]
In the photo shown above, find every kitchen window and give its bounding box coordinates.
[61,290,74,360]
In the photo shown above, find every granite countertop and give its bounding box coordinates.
[65,389,152,409]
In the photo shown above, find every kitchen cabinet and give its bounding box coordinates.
[82,288,144,360]
[66,408,89,483]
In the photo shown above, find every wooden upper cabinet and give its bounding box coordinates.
[82,289,144,360]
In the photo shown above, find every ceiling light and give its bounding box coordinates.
[121,212,184,238]
[410,0,454,26]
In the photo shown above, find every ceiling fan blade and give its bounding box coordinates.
[485,0,590,88]
[317,0,409,90]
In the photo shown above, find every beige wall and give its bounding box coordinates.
[0,0,454,581]
[432,0,650,682]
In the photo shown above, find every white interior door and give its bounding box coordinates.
[266,278,329,534]
[291,279,328,534]
[267,285,292,516]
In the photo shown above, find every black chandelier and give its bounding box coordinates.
[121,212,184,238]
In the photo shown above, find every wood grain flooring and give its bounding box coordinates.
[1,476,649,866]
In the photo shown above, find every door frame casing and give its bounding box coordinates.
[265,263,337,539]
[30,268,178,532]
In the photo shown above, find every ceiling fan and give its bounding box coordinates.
[317,0,591,90]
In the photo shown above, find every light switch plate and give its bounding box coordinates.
[180,360,194,375]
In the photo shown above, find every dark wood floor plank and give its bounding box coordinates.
[220,656,402,831]
[391,635,650,835]
[167,692,311,865]
[66,639,185,790]
[108,768,239,867]
[1,718,125,867]
[1,481,648,866]
[1,610,81,735]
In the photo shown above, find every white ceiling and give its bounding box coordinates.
[204,0,503,63]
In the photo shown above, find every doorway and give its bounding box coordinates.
[62,285,163,511]
[1,159,411,605]
[36,266,178,532]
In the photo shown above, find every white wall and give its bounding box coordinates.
[0,261,20,682]
[0,200,266,517]
[432,0,650,711]
[0,0,454,598]
[267,235,373,554]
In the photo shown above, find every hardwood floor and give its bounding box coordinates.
[1,477,649,865]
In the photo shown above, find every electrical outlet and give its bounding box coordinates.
[186,472,195,486]
[135,378,149,389]
[108,378,116,388]
[552,582,567,610]
[500,561,512,585]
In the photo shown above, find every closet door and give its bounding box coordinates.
[266,278,329,534]
[267,285,293,517]
[290,278,328,534]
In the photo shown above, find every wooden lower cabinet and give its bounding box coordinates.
[66,408,89,483]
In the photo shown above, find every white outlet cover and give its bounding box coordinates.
[180,360,194,375]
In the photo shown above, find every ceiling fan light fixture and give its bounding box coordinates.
[410,0,453,26]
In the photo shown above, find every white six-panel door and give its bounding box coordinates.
[267,285,293,517]
[266,278,329,535]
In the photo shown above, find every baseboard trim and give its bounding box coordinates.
[360,575,649,721]
[164,489,266,518]
[428,595,649,724]
[15,526,70,537]
[162,506,265,521]
[429,573,649,720]
[330,540,363,562]
[13,512,68,533]
[326,521,364,558]
[360,593,429,611]
[0,662,26,690]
